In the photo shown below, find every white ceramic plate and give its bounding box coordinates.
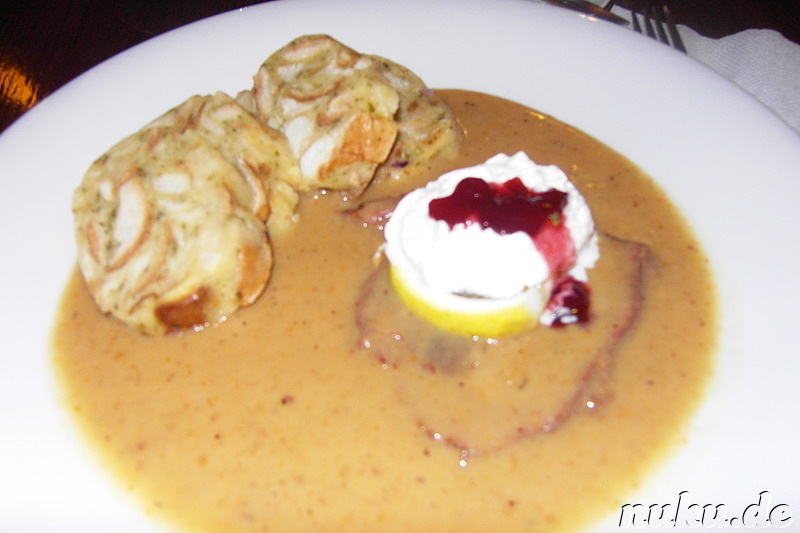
[2,0,799,531]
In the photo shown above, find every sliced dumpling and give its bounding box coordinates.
[252,34,462,195]
[147,92,301,236]
[73,92,300,335]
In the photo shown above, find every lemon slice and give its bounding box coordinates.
[389,264,544,337]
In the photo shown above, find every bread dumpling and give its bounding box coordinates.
[252,35,462,195]
[253,34,401,194]
[72,92,301,335]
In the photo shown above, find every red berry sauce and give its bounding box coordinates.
[544,277,590,327]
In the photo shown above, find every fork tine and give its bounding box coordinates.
[631,9,642,33]
[649,7,670,45]
[630,4,687,54]
[662,5,687,53]
[641,8,658,40]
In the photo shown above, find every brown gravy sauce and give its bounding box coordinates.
[52,90,717,532]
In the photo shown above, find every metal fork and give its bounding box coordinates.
[629,5,687,53]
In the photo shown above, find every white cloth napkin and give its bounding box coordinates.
[604,5,800,135]
[679,27,800,135]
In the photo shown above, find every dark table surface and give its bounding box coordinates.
[2,0,800,135]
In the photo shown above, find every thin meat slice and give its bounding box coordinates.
[356,234,648,453]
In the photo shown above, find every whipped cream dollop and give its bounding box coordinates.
[383,152,599,326]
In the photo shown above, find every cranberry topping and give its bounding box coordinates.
[544,277,590,327]
[429,177,565,237]
[428,177,575,277]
